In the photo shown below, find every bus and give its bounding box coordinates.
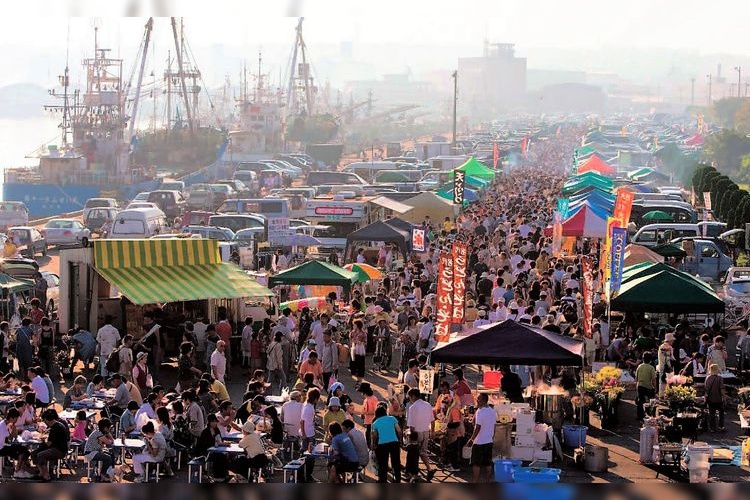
[305,195,372,250]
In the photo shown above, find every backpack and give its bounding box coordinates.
[105,347,122,373]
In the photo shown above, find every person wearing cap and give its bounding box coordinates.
[322,397,347,441]
[297,338,317,369]
[106,372,131,417]
[230,420,269,480]
[281,390,303,437]
[132,351,152,397]
[473,309,491,327]
[329,382,352,413]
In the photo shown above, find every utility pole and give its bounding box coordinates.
[690,77,695,106]
[736,66,743,98]
[707,74,712,106]
[452,70,458,152]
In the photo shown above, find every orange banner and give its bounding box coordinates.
[613,189,634,227]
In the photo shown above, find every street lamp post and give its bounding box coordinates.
[736,66,743,98]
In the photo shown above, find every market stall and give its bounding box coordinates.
[267,259,358,293]
[343,220,411,263]
[398,192,456,225]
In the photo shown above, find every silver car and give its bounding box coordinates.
[42,219,91,246]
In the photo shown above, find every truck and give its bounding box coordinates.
[305,194,372,251]
[672,237,734,282]
[415,141,452,161]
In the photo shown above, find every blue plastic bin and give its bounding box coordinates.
[494,459,522,483]
[512,467,561,483]
[562,425,587,448]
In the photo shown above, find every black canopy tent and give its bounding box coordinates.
[344,220,411,263]
[385,217,415,251]
[430,320,585,366]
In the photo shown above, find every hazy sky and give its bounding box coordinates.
[5,0,749,52]
[2,1,750,89]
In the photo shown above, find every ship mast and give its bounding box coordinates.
[127,17,154,143]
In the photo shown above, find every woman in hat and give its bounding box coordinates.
[657,332,676,398]
[230,420,270,481]
[132,351,151,397]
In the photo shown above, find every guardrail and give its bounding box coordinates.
[30,210,84,228]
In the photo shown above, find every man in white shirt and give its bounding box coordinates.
[210,340,228,384]
[28,367,50,406]
[406,388,435,480]
[467,392,496,483]
[96,315,121,376]
[280,391,304,437]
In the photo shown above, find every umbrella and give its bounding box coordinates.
[287,233,323,247]
[279,297,327,313]
[642,210,673,222]
[343,263,384,282]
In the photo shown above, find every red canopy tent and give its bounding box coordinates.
[685,134,704,146]
[561,205,607,238]
[577,155,616,176]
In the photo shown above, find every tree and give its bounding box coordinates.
[735,99,750,136]
[702,129,750,175]
[692,164,716,203]
[715,182,739,221]
[710,97,745,128]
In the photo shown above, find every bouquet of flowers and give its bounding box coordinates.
[664,385,697,406]
[571,395,594,408]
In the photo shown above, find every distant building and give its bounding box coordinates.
[526,69,586,91]
[458,43,527,116]
[527,83,606,113]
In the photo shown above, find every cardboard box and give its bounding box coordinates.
[510,445,535,461]
[515,434,536,447]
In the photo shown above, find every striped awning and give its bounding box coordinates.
[93,239,273,305]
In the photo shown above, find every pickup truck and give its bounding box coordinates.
[671,237,734,282]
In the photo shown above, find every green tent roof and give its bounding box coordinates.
[0,273,35,293]
[651,243,688,258]
[267,260,358,290]
[575,145,597,157]
[611,269,724,313]
[451,157,496,180]
[621,262,713,291]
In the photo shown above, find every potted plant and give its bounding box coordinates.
[663,385,697,411]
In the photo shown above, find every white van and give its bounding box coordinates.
[0,201,29,228]
[108,207,168,239]
[342,161,399,182]
[631,223,698,247]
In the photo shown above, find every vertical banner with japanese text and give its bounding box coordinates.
[435,251,454,342]
[581,255,594,339]
[609,227,627,296]
[451,242,468,323]
[453,170,466,205]
[613,189,634,227]
[493,142,499,170]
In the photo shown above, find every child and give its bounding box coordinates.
[71,410,90,442]
[404,431,421,483]
[249,333,263,374]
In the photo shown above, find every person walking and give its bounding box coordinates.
[267,332,287,395]
[635,352,657,421]
[370,406,402,483]
[406,388,435,481]
[97,315,121,377]
[705,364,726,432]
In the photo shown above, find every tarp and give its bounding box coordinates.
[568,192,616,212]
[451,157,497,180]
[562,176,614,197]
[0,273,35,293]
[561,204,608,238]
[345,220,411,260]
[577,155,616,176]
[611,269,724,313]
[267,260,358,290]
[685,134,704,146]
[430,320,584,366]
[624,244,664,267]
[94,239,273,304]
[369,196,413,215]
[400,192,456,224]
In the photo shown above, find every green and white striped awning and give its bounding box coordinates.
[93,239,273,305]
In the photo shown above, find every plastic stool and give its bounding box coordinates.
[188,457,206,483]
[143,461,161,483]
[282,459,305,483]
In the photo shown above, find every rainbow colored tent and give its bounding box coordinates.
[561,205,608,238]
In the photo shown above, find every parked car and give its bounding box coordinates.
[160,180,185,194]
[147,190,186,220]
[208,184,235,206]
[133,191,151,202]
[232,227,265,247]
[42,271,60,312]
[0,201,30,229]
[83,198,118,221]
[125,201,159,210]
[181,225,235,241]
[41,219,91,247]
[186,184,215,210]
[8,226,47,258]
[216,179,252,196]
[84,207,118,232]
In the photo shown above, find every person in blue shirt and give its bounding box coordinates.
[14,319,34,378]
[71,328,97,369]
[370,406,402,483]
[327,422,359,483]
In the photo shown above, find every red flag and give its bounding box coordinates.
[435,252,454,342]
[521,136,528,155]
[556,126,561,137]
[493,142,499,170]
[451,242,468,323]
